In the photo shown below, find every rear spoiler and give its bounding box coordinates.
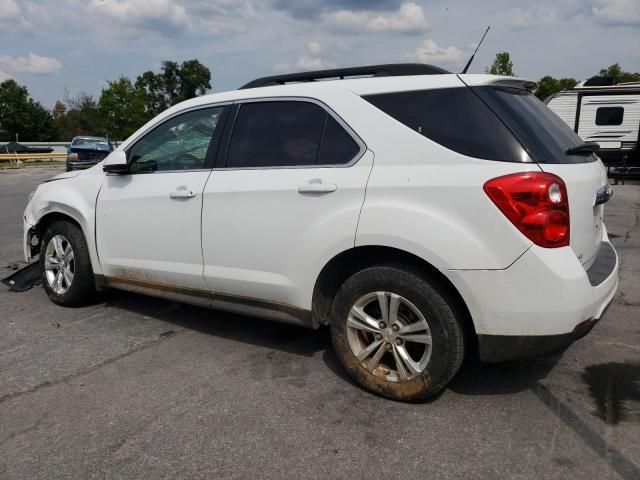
[457,74,537,92]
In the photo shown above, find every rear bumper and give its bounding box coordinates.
[477,317,601,362]
[445,236,618,362]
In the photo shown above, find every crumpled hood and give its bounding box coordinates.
[46,170,81,182]
[46,165,102,182]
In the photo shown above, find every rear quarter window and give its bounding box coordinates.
[472,86,596,164]
[363,88,528,162]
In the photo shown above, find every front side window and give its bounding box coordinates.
[226,101,360,168]
[595,107,624,126]
[128,107,224,173]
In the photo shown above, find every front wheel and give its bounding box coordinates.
[330,265,465,401]
[40,221,96,306]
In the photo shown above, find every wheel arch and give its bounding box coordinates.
[29,207,102,276]
[31,210,84,253]
[35,211,83,236]
[312,245,476,347]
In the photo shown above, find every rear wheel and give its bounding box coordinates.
[330,265,465,401]
[40,221,96,306]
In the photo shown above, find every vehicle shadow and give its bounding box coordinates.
[102,290,329,358]
[448,353,562,396]
[104,290,565,397]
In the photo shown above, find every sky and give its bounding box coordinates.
[1,0,639,108]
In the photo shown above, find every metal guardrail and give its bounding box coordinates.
[0,153,67,160]
[0,153,67,167]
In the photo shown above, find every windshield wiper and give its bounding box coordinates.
[565,142,599,155]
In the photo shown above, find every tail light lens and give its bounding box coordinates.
[483,172,570,248]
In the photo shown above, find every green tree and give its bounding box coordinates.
[0,79,59,142]
[535,76,578,101]
[54,92,105,140]
[99,76,147,139]
[598,63,640,84]
[487,52,514,76]
[135,59,211,117]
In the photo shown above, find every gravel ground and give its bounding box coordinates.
[1,168,639,480]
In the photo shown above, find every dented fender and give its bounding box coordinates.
[23,168,105,275]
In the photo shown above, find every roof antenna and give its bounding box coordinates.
[461,26,490,74]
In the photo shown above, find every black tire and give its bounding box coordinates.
[40,220,97,307]
[330,264,465,402]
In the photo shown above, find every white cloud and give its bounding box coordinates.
[325,2,428,33]
[202,19,248,35]
[0,69,11,81]
[592,0,640,26]
[505,7,560,30]
[190,0,255,35]
[0,53,62,74]
[275,41,335,72]
[88,0,190,34]
[0,0,19,19]
[405,39,464,65]
[306,41,322,56]
[274,56,335,72]
[275,55,335,73]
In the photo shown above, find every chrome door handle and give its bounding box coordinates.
[169,189,196,199]
[298,180,337,194]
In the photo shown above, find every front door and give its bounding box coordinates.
[96,105,227,291]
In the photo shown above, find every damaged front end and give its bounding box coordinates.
[3,210,46,292]
[1,261,41,292]
[2,218,45,292]
[24,216,41,263]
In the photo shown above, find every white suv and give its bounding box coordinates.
[23,64,619,401]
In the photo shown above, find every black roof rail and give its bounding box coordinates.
[239,63,450,89]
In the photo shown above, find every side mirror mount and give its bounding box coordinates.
[103,150,129,174]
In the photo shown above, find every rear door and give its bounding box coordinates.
[201,99,372,308]
[473,85,609,268]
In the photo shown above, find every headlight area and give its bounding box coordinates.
[24,221,42,261]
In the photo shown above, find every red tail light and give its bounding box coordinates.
[483,172,570,248]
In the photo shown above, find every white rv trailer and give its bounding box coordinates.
[546,77,640,173]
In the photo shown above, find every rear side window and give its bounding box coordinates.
[363,88,527,162]
[596,107,623,126]
[226,101,360,168]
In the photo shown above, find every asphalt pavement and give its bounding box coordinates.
[1,168,639,479]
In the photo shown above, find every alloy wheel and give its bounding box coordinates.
[44,234,75,295]
[346,291,433,382]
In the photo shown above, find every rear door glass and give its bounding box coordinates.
[317,115,360,165]
[226,101,361,168]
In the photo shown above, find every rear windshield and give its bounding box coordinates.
[363,86,596,164]
[472,86,596,164]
